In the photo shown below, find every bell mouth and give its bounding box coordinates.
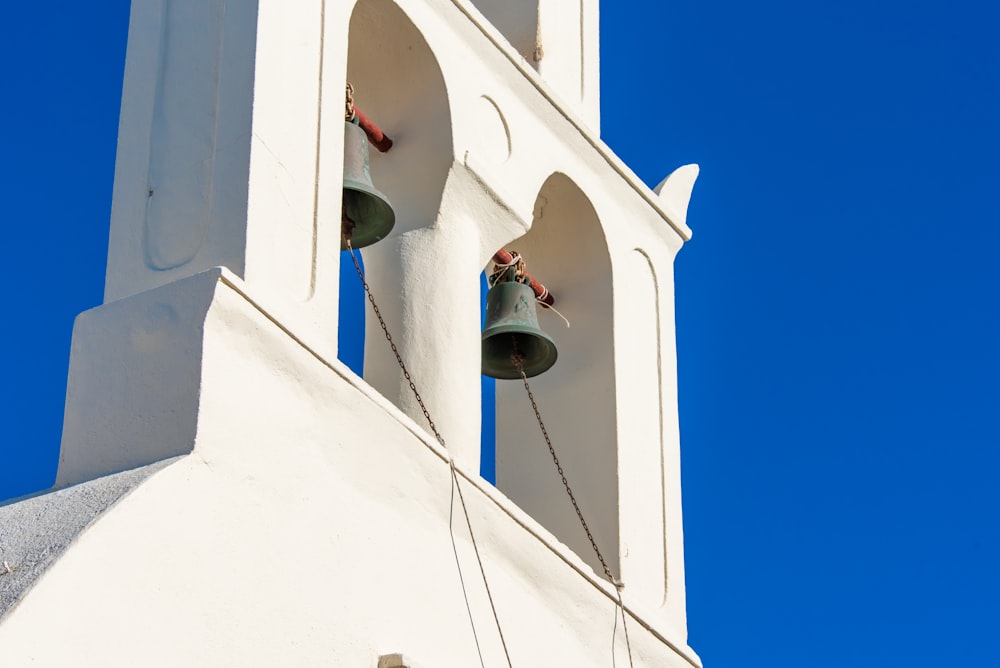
[482,328,558,379]
[341,185,395,249]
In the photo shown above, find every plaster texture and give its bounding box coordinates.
[2,0,704,664]
[468,0,601,130]
[57,270,221,488]
[0,457,182,620]
[0,276,700,667]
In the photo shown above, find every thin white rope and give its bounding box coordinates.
[490,252,569,328]
[488,254,522,288]
[538,300,571,328]
[449,457,488,668]
[612,600,620,668]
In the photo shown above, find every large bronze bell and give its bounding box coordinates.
[342,121,395,249]
[482,279,558,379]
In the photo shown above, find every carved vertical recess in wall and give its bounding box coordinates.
[306,0,327,298]
[144,0,227,270]
[633,247,670,605]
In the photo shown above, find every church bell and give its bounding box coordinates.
[482,279,558,379]
[342,121,395,249]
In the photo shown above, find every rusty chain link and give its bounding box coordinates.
[510,349,615,583]
[342,232,630,666]
[511,343,634,668]
[344,241,444,447]
[345,82,357,122]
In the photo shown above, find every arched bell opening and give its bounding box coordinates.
[341,0,453,404]
[346,0,452,239]
[492,172,618,578]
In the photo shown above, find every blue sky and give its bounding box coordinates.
[2,1,998,665]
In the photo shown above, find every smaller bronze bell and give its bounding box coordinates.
[482,280,558,379]
[342,121,395,249]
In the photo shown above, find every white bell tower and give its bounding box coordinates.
[0,1,702,665]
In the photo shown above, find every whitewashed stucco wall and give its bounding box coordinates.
[0,272,699,667]
[2,0,702,664]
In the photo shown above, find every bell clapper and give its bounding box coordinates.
[341,214,356,246]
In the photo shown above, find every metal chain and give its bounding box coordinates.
[510,345,635,668]
[510,351,612,581]
[344,236,630,666]
[344,238,513,668]
[345,82,356,122]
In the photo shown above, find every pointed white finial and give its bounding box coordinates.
[654,164,700,230]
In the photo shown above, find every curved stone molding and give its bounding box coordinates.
[470,95,512,164]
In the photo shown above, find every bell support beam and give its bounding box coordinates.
[491,248,555,306]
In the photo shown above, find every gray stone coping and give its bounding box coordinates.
[0,456,184,620]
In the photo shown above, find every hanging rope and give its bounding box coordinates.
[344,236,513,668]
[510,343,635,668]
[343,228,630,665]
[488,251,570,328]
[487,251,525,289]
[490,249,554,306]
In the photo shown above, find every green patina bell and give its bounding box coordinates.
[342,121,395,249]
[482,280,558,379]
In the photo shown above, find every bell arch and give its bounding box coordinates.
[345,0,453,239]
[342,0,454,403]
[493,172,618,578]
